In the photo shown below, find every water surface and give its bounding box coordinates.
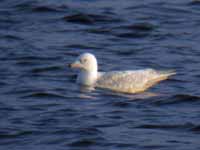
[0,0,200,149]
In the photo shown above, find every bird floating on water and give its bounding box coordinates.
[69,53,176,94]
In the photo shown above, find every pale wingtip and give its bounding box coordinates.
[168,70,176,76]
[158,70,176,77]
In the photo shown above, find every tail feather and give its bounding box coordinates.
[144,70,176,89]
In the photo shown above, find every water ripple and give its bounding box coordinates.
[153,94,200,106]
[21,92,67,99]
[0,0,200,149]
[63,13,122,25]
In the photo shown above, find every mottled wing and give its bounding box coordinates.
[96,69,165,93]
[96,69,156,93]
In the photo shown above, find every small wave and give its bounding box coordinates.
[17,56,60,61]
[111,101,133,108]
[85,28,112,35]
[111,142,137,148]
[0,17,22,25]
[31,66,62,73]
[3,56,61,62]
[67,44,100,50]
[136,122,200,134]
[188,0,200,5]
[76,127,103,136]
[1,35,23,41]
[68,137,105,147]
[14,1,36,10]
[21,92,67,99]
[51,108,79,117]
[16,61,38,66]
[190,125,200,133]
[116,23,155,31]
[0,81,8,87]
[32,6,64,12]
[63,13,122,25]
[114,50,137,56]
[14,1,68,12]
[111,22,155,39]
[68,138,97,147]
[0,103,17,112]
[153,94,200,106]
[25,103,61,111]
[0,130,42,139]
[136,123,193,130]
[116,32,150,38]
[93,123,119,128]
[4,88,37,95]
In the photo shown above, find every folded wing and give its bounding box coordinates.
[96,69,175,93]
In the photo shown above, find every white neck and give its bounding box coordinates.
[77,70,98,86]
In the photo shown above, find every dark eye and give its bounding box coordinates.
[81,58,87,63]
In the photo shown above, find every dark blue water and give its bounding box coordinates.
[1,0,200,149]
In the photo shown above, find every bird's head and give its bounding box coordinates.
[69,53,98,72]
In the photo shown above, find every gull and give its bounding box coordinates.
[69,53,175,94]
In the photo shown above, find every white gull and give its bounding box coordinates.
[69,53,175,94]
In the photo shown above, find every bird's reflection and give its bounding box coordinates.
[77,85,160,100]
[79,85,95,93]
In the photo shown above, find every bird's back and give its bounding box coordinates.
[96,69,175,93]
